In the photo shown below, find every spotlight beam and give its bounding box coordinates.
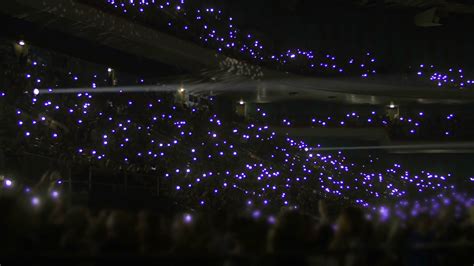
[36,83,263,95]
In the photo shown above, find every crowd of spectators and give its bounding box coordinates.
[1,38,473,216]
[81,0,473,89]
[1,188,474,265]
[1,39,474,264]
[250,108,474,141]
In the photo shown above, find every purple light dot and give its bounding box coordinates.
[31,197,40,206]
[4,179,13,187]
[184,214,192,223]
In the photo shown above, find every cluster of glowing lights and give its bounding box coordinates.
[0,175,62,207]
[3,53,474,222]
[103,0,473,89]
[279,110,462,138]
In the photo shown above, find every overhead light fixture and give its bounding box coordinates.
[239,99,245,105]
[179,88,185,93]
[33,89,40,96]
[18,40,25,46]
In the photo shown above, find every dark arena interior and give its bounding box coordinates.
[1,0,474,265]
